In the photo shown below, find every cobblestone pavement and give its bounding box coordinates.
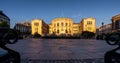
[21,58,104,63]
[7,39,117,63]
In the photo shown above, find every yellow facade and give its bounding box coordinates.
[49,18,74,36]
[73,23,80,34]
[81,18,96,33]
[31,19,49,36]
[31,17,96,36]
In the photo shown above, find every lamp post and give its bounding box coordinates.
[102,22,104,39]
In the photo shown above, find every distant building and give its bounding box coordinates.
[97,23,112,35]
[81,18,96,33]
[31,19,49,36]
[28,17,96,37]
[0,11,10,28]
[14,21,31,36]
[49,17,96,36]
[111,14,120,32]
[49,18,74,36]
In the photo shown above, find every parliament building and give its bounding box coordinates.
[31,17,96,36]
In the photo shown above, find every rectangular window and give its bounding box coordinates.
[87,21,92,25]
[61,23,63,26]
[57,23,59,26]
[115,21,119,29]
[66,23,67,26]
[34,22,39,26]
[57,30,59,33]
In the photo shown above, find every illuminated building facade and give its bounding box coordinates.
[49,18,74,36]
[31,19,49,36]
[49,17,96,36]
[81,18,96,33]
[31,17,96,36]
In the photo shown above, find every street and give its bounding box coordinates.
[7,39,117,63]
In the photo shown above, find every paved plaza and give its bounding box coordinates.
[7,39,117,63]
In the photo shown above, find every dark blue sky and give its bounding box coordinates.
[0,0,120,28]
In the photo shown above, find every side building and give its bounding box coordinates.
[31,19,49,36]
[0,11,10,28]
[111,14,120,32]
[96,23,112,35]
[80,17,96,33]
[14,21,31,38]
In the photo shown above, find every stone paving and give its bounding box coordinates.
[21,58,104,63]
[7,39,117,63]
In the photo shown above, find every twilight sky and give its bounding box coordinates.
[0,0,120,28]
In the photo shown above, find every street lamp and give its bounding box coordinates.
[102,22,104,39]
